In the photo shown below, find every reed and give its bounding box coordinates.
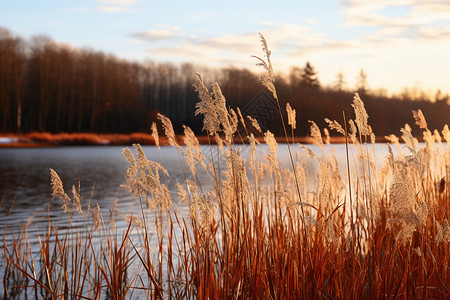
[2,34,450,299]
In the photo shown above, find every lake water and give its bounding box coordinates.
[0,143,400,296]
[0,143,399,230]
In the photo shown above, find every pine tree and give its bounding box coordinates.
[333,69,346,92]
[356,68,368,94]
[300,61,320,90]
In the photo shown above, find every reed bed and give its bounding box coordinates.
[2,34,450,299]
[6,132,158,146]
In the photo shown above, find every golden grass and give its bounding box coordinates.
[2,34,450,299]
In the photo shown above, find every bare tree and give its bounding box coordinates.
[0,28,25,131]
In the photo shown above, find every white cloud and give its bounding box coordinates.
[133,29,179,41]
[131,26,195,42]
[418,25,450,41]
[410,0,450,14]
[260,21,275,27]
[131,24,333,71]
[343,0,450,29]
[340,0,450,59]
[303,18,317,25]
[200,33,258,53]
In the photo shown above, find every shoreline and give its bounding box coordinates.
[0,132,397,148]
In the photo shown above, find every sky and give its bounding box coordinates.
[1,0,450,97]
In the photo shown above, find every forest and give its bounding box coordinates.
[1,27,449,137]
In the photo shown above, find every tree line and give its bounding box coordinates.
[1,27,449,137]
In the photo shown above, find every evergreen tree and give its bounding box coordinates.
[356,68,368,94]
[300,61,320,90]
[333,69,346,92]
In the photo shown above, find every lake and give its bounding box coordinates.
[0,142,401,235]
[0,143,399,229]
[0,143,400,297]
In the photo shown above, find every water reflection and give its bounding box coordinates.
[0,143,397,230]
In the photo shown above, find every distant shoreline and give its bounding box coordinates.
[0,132,400,148]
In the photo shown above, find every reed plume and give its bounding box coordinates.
[351,92,369,137]
[286,102,296,130]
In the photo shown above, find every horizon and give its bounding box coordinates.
[1,0,450,97]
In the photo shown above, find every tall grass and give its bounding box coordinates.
[2,34,450,299]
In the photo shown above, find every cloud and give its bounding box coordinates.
[260,21,275,27]
[131,27,190,42]
[418,25,450,41]
[198,33,258,54]
[337,0,450,62]
[133,30,179,41]
[343,0,450,34]
[131,24,338,71]
[303,18,317,25]
[130,18,447,68]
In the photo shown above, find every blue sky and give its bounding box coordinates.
[1,0,450,96]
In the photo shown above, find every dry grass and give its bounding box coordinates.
[23,132,158,146]
[0,130,394,148]
[2,34,450,299]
